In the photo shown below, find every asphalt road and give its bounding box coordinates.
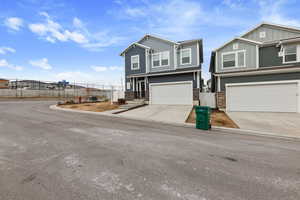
[0,101,299,200]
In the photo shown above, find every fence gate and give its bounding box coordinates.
[199,93,216,108]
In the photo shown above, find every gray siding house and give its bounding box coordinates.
[120,35,203,105]
[210,22,300,113]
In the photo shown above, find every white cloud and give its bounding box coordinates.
[109,66,123,70]
[0,47,16,55]
[29,12,88,44]
[28,12,124,51]
[91,65,123,72]
[91,66,108,72]
[257,0,300,27]
[55,71,93,81]
[29,58,53,70]
[4,17,23,31]
[0,59,23,71]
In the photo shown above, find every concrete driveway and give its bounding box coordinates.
[118,105,193,124]
[227,112,300,138]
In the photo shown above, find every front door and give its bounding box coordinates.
[138,81,145,98]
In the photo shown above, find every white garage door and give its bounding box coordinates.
[150,81,193,105]
[226,81,299,112]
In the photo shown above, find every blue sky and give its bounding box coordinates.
[0,0,299,85]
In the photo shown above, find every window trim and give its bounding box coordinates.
[221,50,246,69]
[283,45,299,64]
[131,55,140,70]
[152,51,170,68]
[180,48,192,65]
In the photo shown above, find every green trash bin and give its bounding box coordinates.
[195,106,211,130]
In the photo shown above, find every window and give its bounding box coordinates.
[126,82,131,90]
[222,50,245,68]
[284,45,297,63]
[152,51,170,67]
[161,51,169,66]
[223,53,236,68]
[233,43,239,50]
[181,48,191,65]
[152,53,160,67]
[131,55,139,70]
[259,31,266,38]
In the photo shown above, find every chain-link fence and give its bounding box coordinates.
[0,79,124,103]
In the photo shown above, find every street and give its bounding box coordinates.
[0,101,299,200]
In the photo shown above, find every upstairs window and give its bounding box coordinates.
[222,50,245,68]
[283,45,297,63]
[131,55,139,70]
[152,53,160,67]
[152,51,169,68]
[161,51,169,66]
[181,48,192,65]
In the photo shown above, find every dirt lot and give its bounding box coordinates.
[58,101,119,112]
[186,108,239,128]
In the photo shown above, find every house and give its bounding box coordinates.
[0,79,9,89]
[210,22,300,113]
[120,34,203,105]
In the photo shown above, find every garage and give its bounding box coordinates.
[149,81,193,105]
[226,80,300,113]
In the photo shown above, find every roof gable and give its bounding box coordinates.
[241,22,300,38]
[214,37,262,51]
[120,42,150,56]
[138,34,178,45]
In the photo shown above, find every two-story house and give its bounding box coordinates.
[210,22,300,113]
[120,34,203,105]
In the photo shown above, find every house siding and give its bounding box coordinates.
[242,24,300,42]
[177,43,199,69]
[139,37,175,72]
[220,72,300,91]
[216,40,257,73]
[259,45,300,68]
[125,46,146,76]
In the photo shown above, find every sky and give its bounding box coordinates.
[0,0,300,86]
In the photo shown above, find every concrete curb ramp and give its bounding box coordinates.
[50,105,300,141]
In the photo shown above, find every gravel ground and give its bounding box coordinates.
[0,101,299,200]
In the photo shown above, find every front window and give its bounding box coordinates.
[131,55,139,70]
[222,50,245,68]
[181,48,191,65]
[161,51,169,66]
[284,45,297,63]
[223,53,236,68]
[152,53,160,67]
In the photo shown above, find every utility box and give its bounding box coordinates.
[195,106,211,130]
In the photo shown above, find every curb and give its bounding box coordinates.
[50,105,300,141]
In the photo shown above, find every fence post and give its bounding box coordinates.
[111,85,114,104]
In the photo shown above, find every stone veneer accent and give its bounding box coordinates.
[216,92,226,109]
[145,90,149,101]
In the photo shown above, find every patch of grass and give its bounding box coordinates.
[58,102,119,112]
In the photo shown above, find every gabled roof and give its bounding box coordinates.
[214,37,262,51]
[178,38,202,44]
[138,34,179,45]
[241,22,300,38]
[120,42,151,56]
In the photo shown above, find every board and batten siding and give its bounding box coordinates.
[125,46,146,76]
[216,40,257,73]
[139,37,175,73]
[176,43,199,68]
[242,24,300,42]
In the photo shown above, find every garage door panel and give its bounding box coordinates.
[227,82,298,112]
[150,82,193,105]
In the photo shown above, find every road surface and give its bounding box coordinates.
[0,101,299,200]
